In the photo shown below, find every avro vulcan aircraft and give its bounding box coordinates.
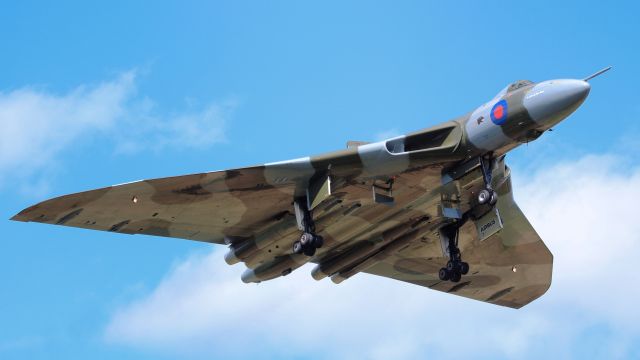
[12,68,610,308]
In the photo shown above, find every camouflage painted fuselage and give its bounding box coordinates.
[12,77,592,308]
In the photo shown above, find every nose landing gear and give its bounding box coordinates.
[478,155,498,206]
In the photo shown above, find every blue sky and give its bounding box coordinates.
[2,1,640,359]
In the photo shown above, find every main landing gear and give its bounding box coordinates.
[438,223,469,283]
[292,200,324,257]
[438,154,499,283]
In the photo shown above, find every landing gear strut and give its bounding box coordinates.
[438,223,469,283]
[292,199,323,257]
[438,155,500,282]
[477,155,498,206]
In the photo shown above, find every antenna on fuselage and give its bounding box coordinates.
[583,66,612,82]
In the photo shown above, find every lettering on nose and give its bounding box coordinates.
[525,90,544,99]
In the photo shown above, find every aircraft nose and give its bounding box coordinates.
[524,79,591,126]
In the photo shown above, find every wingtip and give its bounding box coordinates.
[10,203,42,222]
[10,210,30,222]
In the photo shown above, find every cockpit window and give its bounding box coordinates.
[507,80,533,92]
[492,79,534,101]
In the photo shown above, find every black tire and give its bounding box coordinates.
[450,270,462,283]
[300,233,314,246]
[460,262,469,275]
[313,235,324,248]
[439,268,450,281]
[303,244,316,257]
[478,189,491,205]
[293,241,303,254]
[489,191,498,206]
[446,261,455,272]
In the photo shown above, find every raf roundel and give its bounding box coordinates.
[490,99,508,125]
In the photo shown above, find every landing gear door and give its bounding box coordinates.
[475,208,504,241]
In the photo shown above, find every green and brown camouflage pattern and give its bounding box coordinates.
[12,76,593,308]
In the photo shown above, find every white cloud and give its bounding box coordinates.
[515,155,640,328]
[374,128,401,141]
[0,72,134,175]
[0,72,234,182]
[104,153,640,359]
[112,98,235,155]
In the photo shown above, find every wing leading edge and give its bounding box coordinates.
[11,165,301,244]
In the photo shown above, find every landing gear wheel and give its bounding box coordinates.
[478,155,499,207]
[293,241,303,254]
[478,189,491,205]
[446,261,455,272]
[293,199,325,257]
[296,233,322,257]
[313,235,324,248]
[439,268,450,281]
[460,262,469,275]
[303,244,316,257]
[489,191,498,206]
[440,222,470,283]
[300,232,314,246]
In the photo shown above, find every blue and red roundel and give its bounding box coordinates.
[490,100,508,125]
